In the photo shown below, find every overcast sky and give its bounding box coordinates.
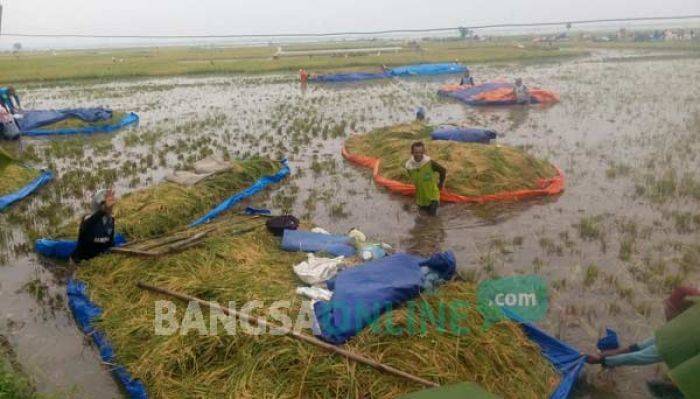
[2,0,699,36]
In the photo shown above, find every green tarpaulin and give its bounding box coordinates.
[399,382,501,399]
[656,299,700,398]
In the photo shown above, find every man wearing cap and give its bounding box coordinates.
[70,189,117,263]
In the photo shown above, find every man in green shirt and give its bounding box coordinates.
[405,141,446,216]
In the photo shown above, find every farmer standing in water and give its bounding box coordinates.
[405,141,446,216]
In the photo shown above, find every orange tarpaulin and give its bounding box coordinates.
[341,146,565,204]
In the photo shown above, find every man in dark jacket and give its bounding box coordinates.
[71,189,116,263]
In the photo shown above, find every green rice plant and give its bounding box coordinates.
[345,122,558,197]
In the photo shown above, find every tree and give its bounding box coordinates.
[12,42,22,53]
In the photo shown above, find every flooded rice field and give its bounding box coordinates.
[1,49,699,398]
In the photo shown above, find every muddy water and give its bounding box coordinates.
[1,49,699,398]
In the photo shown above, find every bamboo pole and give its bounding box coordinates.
[137,282,439,388]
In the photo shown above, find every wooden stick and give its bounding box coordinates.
[137,282,439,388]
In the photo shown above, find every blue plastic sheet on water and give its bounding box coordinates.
[17,108,113,131]
[431,126,498,143]
[314,251,456,344]
[389,63,467,77]
[504,309,586,399]
[190,159,290,227]
[281,229,356,257]
[310,71,390,83]
[597,328,620,351]
[0,169,53,211]
[67,280,148,399]
[35,234,127,260]
[21,112,139,137]
[438,81,539,106]
[310,63,467,83]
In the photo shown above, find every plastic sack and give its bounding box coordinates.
[281,229,356,257]
[296,286,333,301]
[293,253,345,285]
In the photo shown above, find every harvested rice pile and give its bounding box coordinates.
[345,122,558,196]
[58,157,278,239]
[41,111,128,130]
[75,167,560,397]
[0,164,39,197]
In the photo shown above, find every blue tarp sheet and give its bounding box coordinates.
[17,108,112,131]
[439,82,540,106]
[281,229,356,257]
[314,251,456,344]
[311,71,390,83]
[21,112,139,137]
[35,234,127,260]
[189,159,290,227]
[504,309,586,399]
[67,280,148,399]
[0,169,53,211]
[431,126,498,143]
[310,63,467,83]
[389,63,467,77]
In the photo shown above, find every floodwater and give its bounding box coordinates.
[1,48,699,398]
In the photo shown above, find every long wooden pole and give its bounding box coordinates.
[137,282,439,388]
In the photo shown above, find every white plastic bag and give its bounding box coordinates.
[295,286,333,301]
[293,253,344,285]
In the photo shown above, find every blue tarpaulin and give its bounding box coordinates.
[389,63,467,77]
[310,63,467,83]
[17,108,113,131]
[189,159,290,227]
[431,126,498,143]
[314,251,456,344]
[35,234,127,260]
[311,71,390,83]
[281,229,356,257]
[0,169,53,211]
[67,280,148,399]
[504,309,586,399]
[21,112,139,137]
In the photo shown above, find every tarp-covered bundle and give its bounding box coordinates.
[17,108,139,137]
[439,82,559,106]
[0,169,53,212]
[314,251,456,344]
[431,126,498,143]
[310,63,467,83]
[389,63,467,77]
[281,229,357,257]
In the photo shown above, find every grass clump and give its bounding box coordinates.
[344,122,558,197]
[0,337,36,399]
[37,111,128,131]
[0,163,39,197]
[78,217,558,398]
